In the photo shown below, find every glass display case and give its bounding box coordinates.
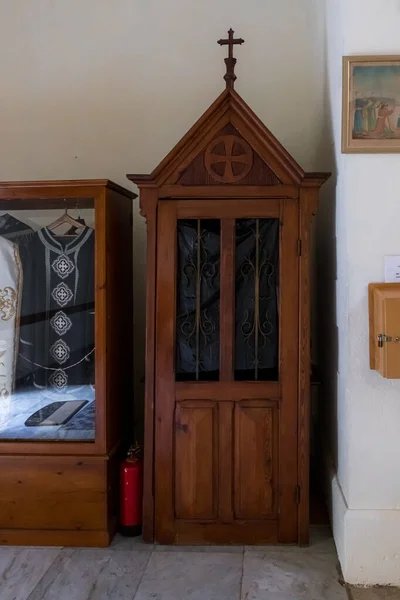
[0,180,135,547]
[0,203,96,441]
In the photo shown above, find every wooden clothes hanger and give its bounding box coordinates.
[47,205,86,237]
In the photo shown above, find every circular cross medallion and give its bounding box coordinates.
[204,134,253,183]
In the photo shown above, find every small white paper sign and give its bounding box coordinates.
[385,256,400,282]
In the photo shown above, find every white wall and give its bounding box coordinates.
[0,0,327,430]
[324,0,400,585]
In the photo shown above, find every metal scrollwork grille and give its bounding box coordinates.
[235,218,279,381]
[175,219,220,381]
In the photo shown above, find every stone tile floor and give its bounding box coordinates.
[349,589,400,600]
[0,527,398,599]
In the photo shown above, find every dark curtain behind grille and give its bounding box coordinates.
[175,219,220,381]
[235,218,279,381]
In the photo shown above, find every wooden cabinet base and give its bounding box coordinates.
[0,528,113,548]
[0,454,119,547]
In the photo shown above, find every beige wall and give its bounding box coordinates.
[0,0,328,430]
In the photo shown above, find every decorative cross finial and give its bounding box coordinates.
[217,28,244,89]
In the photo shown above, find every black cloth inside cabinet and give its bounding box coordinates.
[16,226,95,391]
[175,219,220,381]
[235,218,279,381]
[0,214,34,242]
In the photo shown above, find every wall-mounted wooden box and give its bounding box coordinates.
[369,283,400,379]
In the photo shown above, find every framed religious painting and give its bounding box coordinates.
[342,55,400,153]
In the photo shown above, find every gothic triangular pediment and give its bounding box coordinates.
[128,89,306,188]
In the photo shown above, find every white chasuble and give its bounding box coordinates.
[0,236,22,400]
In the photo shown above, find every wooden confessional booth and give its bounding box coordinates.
[128,30,330,546]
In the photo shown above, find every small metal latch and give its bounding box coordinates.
[377,334,400,348]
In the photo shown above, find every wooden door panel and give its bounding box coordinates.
[218,402,234,522]
[155,200,299,544]
[234,401,277,519]
[174,199,281,219]
[174,520,278,545]
[176,381,280,401]
[175,401,218,520]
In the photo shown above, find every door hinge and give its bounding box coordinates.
[297,239,302,256]
[295,485,301,504]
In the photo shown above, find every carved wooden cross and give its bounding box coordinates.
[218,28,244,89]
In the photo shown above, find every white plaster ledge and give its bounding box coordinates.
[327,460,400,586]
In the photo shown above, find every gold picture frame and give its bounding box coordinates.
[342,55,400,153]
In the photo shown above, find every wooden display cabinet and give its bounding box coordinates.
[0,179,135,547]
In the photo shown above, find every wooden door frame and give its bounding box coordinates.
[297,186,320,545]
[138,182,326,545]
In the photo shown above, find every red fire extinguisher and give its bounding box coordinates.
[120,444,143,536]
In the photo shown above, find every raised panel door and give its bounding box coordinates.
[174,400,218,520]
[154,199,299,544]
[233,400,278,520]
